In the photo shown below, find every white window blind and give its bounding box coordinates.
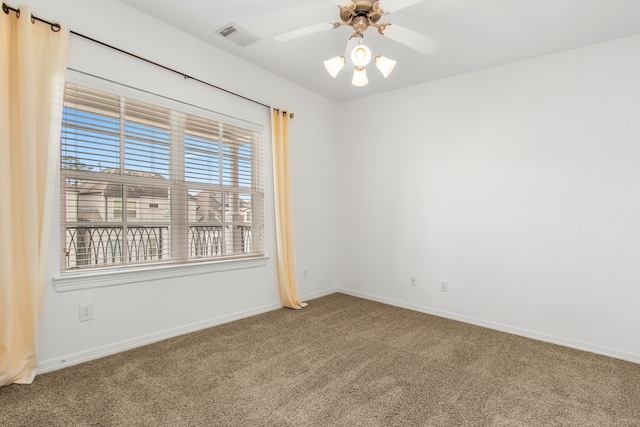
[60,83,264,272]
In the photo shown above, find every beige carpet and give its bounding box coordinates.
[1,293,639,426]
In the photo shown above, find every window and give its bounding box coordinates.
[113,200,137,219]
[61,83,264,272]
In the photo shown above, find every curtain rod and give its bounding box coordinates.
[2,2,294,116]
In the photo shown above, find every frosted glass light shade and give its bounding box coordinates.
[350,44,372,67]
[324,56,346,78]
[375,55,397,78]
[352,66,369,87]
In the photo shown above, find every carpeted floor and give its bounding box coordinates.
[1,293,640,426]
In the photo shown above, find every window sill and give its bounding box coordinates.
[53,256,270,292]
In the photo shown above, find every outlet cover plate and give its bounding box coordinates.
[79,303,94,322]
[440,281,448,292]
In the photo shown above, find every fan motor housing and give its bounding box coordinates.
[340,1,384,26]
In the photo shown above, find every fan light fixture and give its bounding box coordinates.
[351,44,371,67]
[324,56,346,78]
[352,66,369,86]
[324,40,396,87]
[374,55,396,78]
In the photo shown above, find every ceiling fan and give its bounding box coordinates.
[273,0,439,56]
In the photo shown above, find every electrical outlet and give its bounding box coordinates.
[410,276,417,286]
[79,303,94,322]
[440,280,448,293]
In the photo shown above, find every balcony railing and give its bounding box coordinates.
[188,226,223,257]
[65,225,252,270]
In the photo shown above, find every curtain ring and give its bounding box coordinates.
[31,14,35,24]
[51,23,61,32]
[275,109,293,119]
[2,4,9,14]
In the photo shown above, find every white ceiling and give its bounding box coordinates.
[118,0,640,102]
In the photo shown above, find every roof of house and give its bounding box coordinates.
[78,169,169,199]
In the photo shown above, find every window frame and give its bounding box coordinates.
[54,71,268,291]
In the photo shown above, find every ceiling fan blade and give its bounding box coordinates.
[381,0,424,13]
[381,24,439,55]
[331,0,354,7]
[344,36,359,58]
[274,22,332,42]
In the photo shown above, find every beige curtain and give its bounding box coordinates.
[0,6,69,386]
[272,109,307,309]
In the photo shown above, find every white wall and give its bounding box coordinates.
[28,0,338,372]
[337,35,640,363]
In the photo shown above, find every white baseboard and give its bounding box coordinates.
[301,286,339,302]
[337,288,640,365]
[37,300,282,375]
[37,285,339,375]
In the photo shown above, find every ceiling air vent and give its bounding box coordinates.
[216,23,258,47]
